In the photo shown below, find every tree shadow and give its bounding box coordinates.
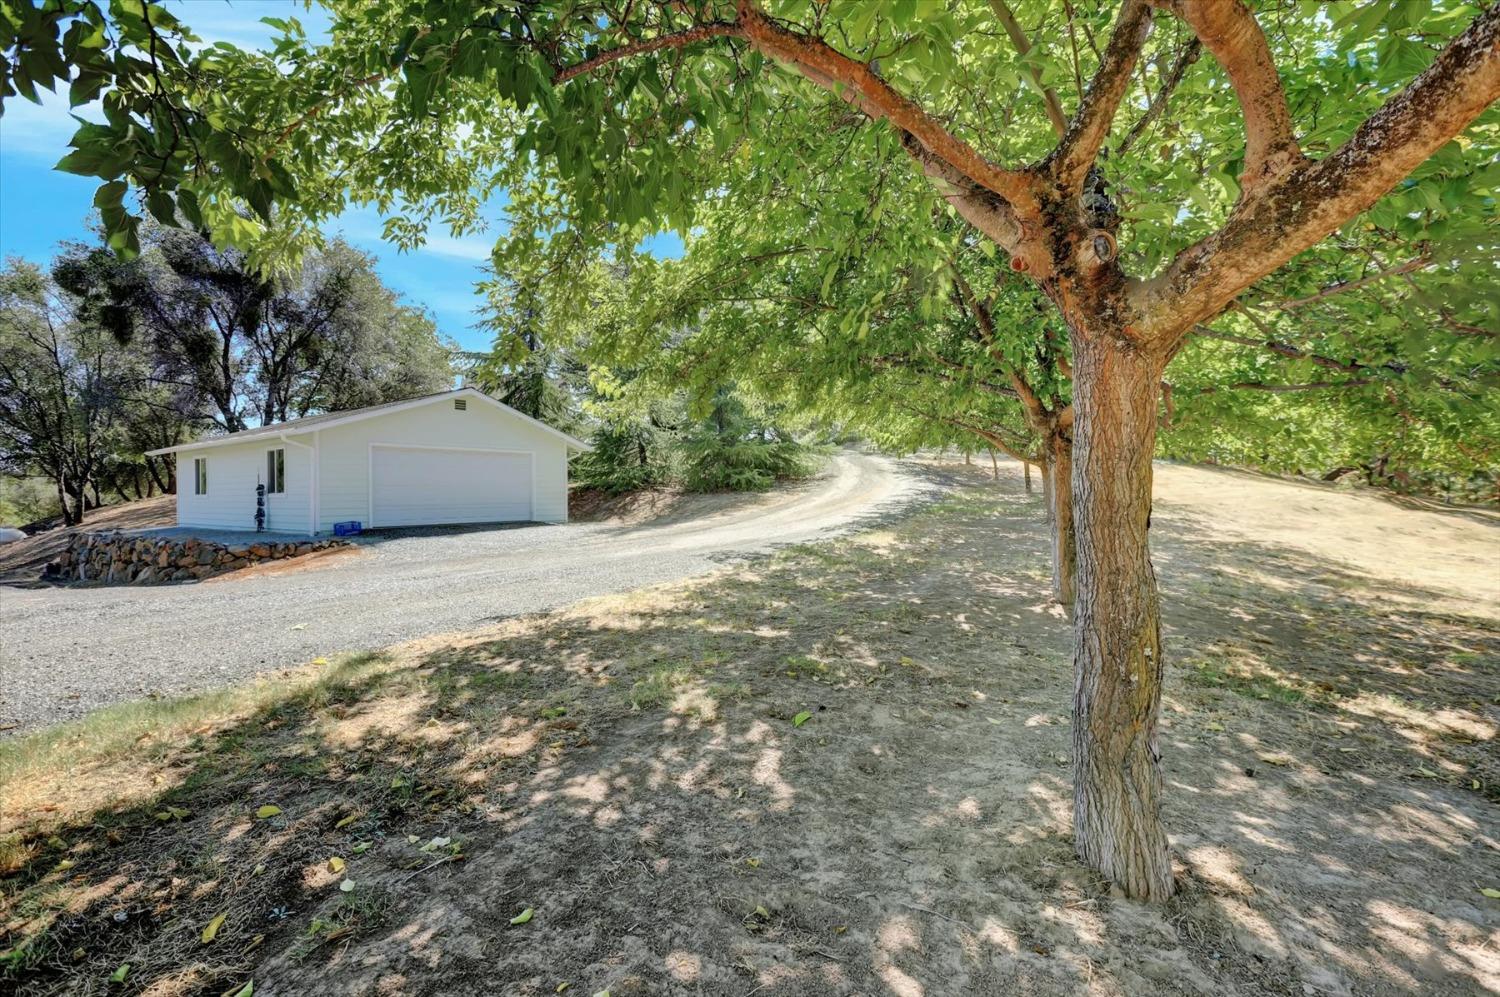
[2,469,1495,995]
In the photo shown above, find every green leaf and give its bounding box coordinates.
[255,805,281,819]
[109,963,130,983]
[792,711,813,728]
[202,911,228,944]
[509,907,534,925]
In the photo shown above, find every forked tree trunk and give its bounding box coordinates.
[1046,432,1076,612]
[1068,329,1173,901]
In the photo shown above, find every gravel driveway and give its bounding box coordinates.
[1,452,935,734]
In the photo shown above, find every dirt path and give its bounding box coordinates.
[0,452,936,733]
[3,457,1494,996]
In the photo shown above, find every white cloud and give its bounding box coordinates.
[0,89,101,161]
[329,208,497,262]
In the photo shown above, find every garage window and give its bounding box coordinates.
[266,448,285,494]
[194,457,208,495]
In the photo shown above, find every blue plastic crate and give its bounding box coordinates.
[333,520,363,537]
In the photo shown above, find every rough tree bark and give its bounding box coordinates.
[1067,328,1172,899]
[1045,431,1077,613]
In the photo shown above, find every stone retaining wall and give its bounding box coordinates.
[43,531,349,585]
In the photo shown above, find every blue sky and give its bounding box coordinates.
[0,1,679,352]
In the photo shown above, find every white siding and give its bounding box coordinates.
[175,439,314,533]
[314,397,570,529]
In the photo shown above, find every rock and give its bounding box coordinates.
[170,568,192,581]
[133,567,156,584]
[195,547,215,566]
[190,564,215,579]
[157,548,171,568]
[295,542,313,555]
[249,543,270,559]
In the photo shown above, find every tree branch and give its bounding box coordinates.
[554,22,743,83]
[736,1,1035,207]
[1132,4,1500,344]
[1207,379,1375,393]
[1152,0,1303,189]
[989,0,1069,137]
[1271,255,1433,310]
[1050,0,1155,186]
[1114,37,1201,158]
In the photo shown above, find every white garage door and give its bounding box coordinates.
[371,446,532,527]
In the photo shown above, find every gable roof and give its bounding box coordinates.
[145,388,591,456]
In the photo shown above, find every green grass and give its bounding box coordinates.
[1183,658,1327,706]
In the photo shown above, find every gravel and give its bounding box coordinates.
[0,452,938,734]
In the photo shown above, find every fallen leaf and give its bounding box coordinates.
[55,858,76,872]
[1204,721,1224,732]
[334,813,357,830]
[202,912,227,944]
[251,863,265,876]
[555,984,570,994]
[290,623,307,631]
[255,805,281,819]
[510,907,534,925]
[352,842,372,854]
[1481,887,1500,899]
[327,857,346,874]
[339,879,356,893]
[109,963,130,983]
[311,657,329,666]
[225,983,254,997]
[745,858,761,868]
[792,711,813,728]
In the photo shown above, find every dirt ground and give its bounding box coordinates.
[0,497,175,584]
[1,459,1496,996]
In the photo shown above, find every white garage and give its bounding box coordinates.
[371,445,534,527]
[147,388,590,534]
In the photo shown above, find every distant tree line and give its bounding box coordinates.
[0,226,454,526]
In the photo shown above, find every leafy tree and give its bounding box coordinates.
[679,388,818,492]
[470,273,588,433]
[56,229,456,430]
[0,259,153,524]
[8,0,1497,900]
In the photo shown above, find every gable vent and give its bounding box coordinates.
[454,399,467,411]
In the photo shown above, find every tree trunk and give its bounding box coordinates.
[1040,456,1052,519]
[1068,330,1174,901]
[55,475,77,527]
[990,448,999,480]
[1023,461,1033,492]
[1046,432,1076,612]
